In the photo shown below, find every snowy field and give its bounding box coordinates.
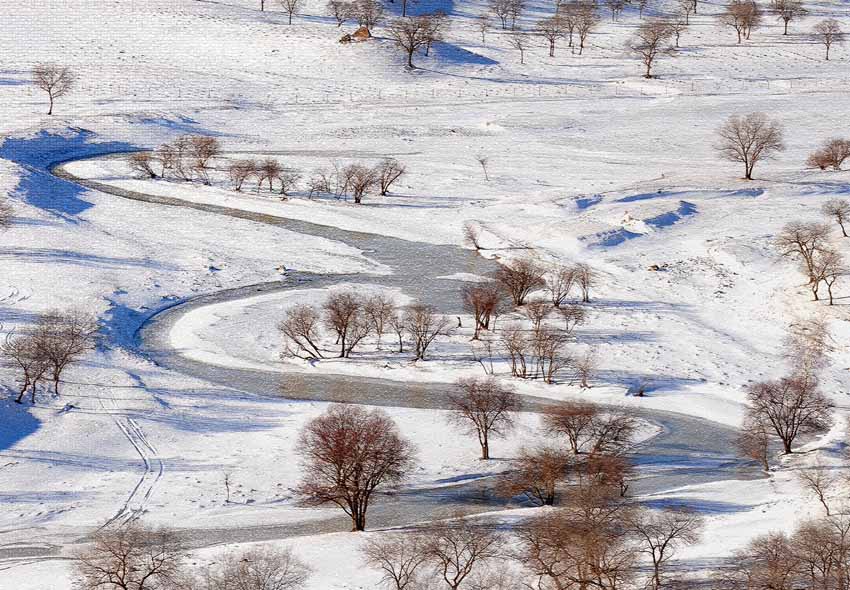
[2,0,850,587]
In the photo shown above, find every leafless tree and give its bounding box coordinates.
[2,332,49,404]
[364,293,397,349]
[508,33,530,64]
[808,139,850,172]
[745,375,833,454]
[523,300,550,333]
[822,198,850,237]
[771,0,805,34]
[277,168,301,197]
[491,0,512,28]
[629,509,704,590]
[397,0,417,17]
[403,303,451,360]
[543,401,598,454]
[188,136,221,185]
[627,20,674,78]
[501,445,572,505]
[422,11,448,57]
[716,112,784,180]
[33,63,74,115]
[422,516,503,590]
[720,0,762,43]
[574,349,596,388]
[388,310,407,353]
[376,158,406,195]
[35,309,98,395]
[810,247,847,304]
[280,304,325,360]
[447,377,520,459]
[677,0,695,23]
[575,5,599,55]
[353,0,385,29]
[0,197,11,230]
[775,221,832,287]
[668,15,688,47]
[546,263,576,307]
[128,152,158,179]
[507,0,526,29]
[813,19,843,60]
[328,0,354,26]
[156,143,178,178]
[75,523,188,590]
[792,515,850,590]
[324,291,370,357]
[296,404,416,531]
[343,163,378,203]
[361,533,429,590]
[797,463,835,515]
[477,14,491,43]
[500,323,531,378]
[722,532,801,590]
[538,16,566,56]
[257,158,283,192]
[784,317,832,380]
[495,257,546,306]
[558,304,587,336]
[573,263,594,303]
[201,546,312,590]
[279,0,301,24]
[736,416,771,471]
[389,16,435,68]
[533,327,572,383]
[463,283,503,339]
[606,0,627,21]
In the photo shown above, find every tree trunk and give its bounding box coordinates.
[782,438,793,454]
[481,434,490,460]
[783,19,789,35]
[48,94,54,116]
[288,12,293,24]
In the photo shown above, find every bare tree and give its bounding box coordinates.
[364,293,397,349]
[792,515,850,590]
[188,136,221,185]
[490,0,512,29]
[538,16,565,56]
[343,164,378,203]
[573,263,594,303]
[2,332,49,404]
[202,546,312,590]
[501,445,572,505]
[277,168,301,197]
[328,0,354,26]
[716,112,784,180]
[784,317,832,380]
[477,14,491,43]
[543,401,598,454]
[629,509,704,590]
[507,0,526,29]
[280,304,325,360]
[677,0,695,23]
[128,152,158,179]
[75,523,188,590]
[797,463,835,515]
[771,0,805,34]
[279,0,301,24]
[35,309,99,395]
[295,404,416,531]
[736,416,771,471]
[575,5,599,55]
[627,20,675,78]
[822,199,850,237]
[721,0,762,43]
[606,0,627,21]
[422,517,502,590]
[775,221,832,287]
[257,158,283,192]
[475,154,490,181]
[813,19,843,60]
[722,532,801,590]
[500,323,531,378]
[403,303,451,360]
[810,247,847,304]
[808,139,850,172]
[668,15,688,47]
[447,377,520,459]
[324,291,370,357]
[422,11,448,57]
[353,0,385,29]
[388,310,407,353]
[745,375,833,454]
[33,64,74,115]
[507,33,530,64]
[361,534,429,590]
[495,257,546,306]
[463,283,503,339]
[389,16,434,68]
[558,304,587,336]
[546,263,576,307]
[398,0,417,17]
[533,327,572,383]
[376,158,406,195]
[0,197,11,230]
[574,349,596,388]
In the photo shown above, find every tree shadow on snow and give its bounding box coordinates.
[0,397,41,451]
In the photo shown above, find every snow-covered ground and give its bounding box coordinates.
[2,0,850,587]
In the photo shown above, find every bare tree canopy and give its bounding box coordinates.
[716,112,784,180]
[75,523,188,590]
[813,19,844,60]
[201,546,312,589]
[501,444,572,505]
[280,304,325,360]
[627,20,674,78]
[629,509,704,590]
[744,375,833,454]
[771,0,806,34]
[495,257,546,306]
[822,198,850,237]
[403,303,451,360]
[33,63,75,115]
[35,309,99,396]
[279,0,302,24]
[361,533,429,590]
[720,0,762,43]
[422,516,503,590]
[808,139,850,171]
[323,290,370,357]
[295,404,416,531]
[447,376,520,459]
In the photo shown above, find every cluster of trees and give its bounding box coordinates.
[327,0,385,28]
[462,256,596,385]
[1,309,98,404]
[736,320,834,468]
[776,219,848,305]
[719,514,850,590]
[128,136,223,185]
[75,522,312,589]
[535,3,600,57]
[807,138,850,171]
[280,290,449,361]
